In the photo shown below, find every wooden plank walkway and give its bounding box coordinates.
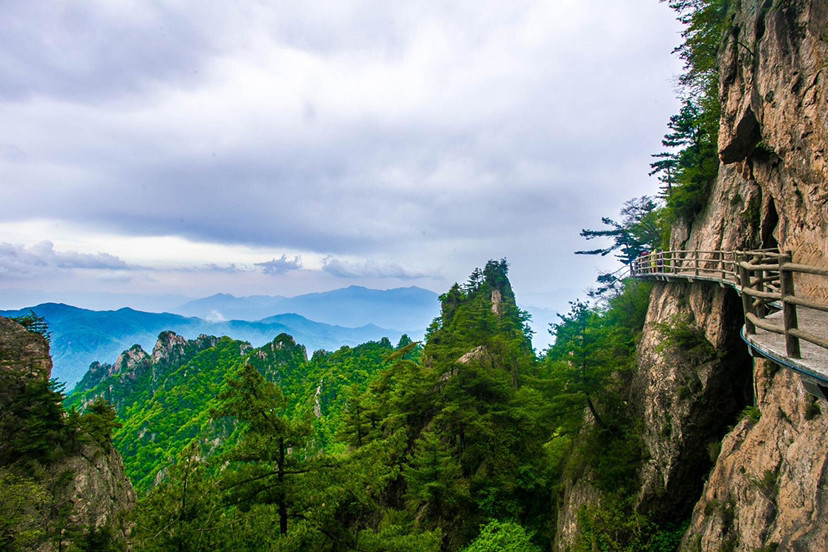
[630,249,828,395]
[743,309,828,384]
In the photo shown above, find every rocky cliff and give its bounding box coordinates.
[0,316,136,551]
[644,0,828,549]
[555,0,827,549]
[676,0,828,548]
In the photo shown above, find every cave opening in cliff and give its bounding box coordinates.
[761,197,779,250]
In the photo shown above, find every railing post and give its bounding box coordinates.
[720,251,726,281]
[750,253,764,318]
[694,251,699,276]
[779,251,801,358]
[739,254,755,335]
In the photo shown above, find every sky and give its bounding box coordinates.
[0,0,685,318]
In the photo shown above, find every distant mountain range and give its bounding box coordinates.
[171,285,440,330]
[1,290,438,389]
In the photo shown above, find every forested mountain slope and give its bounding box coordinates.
[66,330,403,493]
[68,260,629,551]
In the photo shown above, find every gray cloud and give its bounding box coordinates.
[256,255,303,275]
[0,2,212,102]
[0,241,130,278]
[0,1,684,306]
[322,257,431,280]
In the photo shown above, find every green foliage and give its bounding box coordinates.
[0,367,129,550]
[657,99,721,223]
[63,260,691,550]
[546,279,652,435]
[804,396,821,420]
[462,519,540,552]
[0,469,49,551]
[653,0,731,224]
[11,310,50,342]
[81,397,122,447]
[212,363,313,536]
[740,405,761,424]
[654,314,719,363]
[131,443,227,552]
[748,468,779,501]
[0,370,70,467]
[576,196,666,267]
[573,496,687,552]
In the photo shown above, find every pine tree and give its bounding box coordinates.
[211,363,312,537]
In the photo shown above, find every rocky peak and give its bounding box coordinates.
[151,330,189,364]
[110,343,151,379]
[681,359,827,550]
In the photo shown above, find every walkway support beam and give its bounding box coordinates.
[739,254,756,335]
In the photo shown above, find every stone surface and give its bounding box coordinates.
[555,1,828,547]
[0,316,53,379]
[0,316,136,551]
[681,360,828,551]
[632,280,753,521]
[46,443,137,550]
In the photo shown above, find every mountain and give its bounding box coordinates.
[65,331,401,492]
[173,285,440,331]
[0,303,408,389]
[171,292,287,322]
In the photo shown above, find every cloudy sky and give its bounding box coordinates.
[0,0,684,315]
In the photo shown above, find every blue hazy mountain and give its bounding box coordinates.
[173,286,440,330]
[0,303,412,389]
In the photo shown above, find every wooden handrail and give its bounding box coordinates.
[630,248,828,363]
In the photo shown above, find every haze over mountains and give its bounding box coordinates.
[173,285,439,330]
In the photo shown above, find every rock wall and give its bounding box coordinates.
[0,316,53,379]
[46,442,137,550]
[555,1,827,548]
[633,280,753,521]
[681,359,827,551]
[644,0,828,548]
[0,317,136,550]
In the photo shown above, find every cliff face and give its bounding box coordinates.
[555,1,827,548]
[682,359,827,550]
[0,317,135,550]
[639,0,828,549]
[0,316,52,379]
[676,1,828,548]
[45,442,137,550]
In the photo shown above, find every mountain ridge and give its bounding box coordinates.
[0,302,414,388]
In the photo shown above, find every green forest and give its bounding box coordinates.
[13,258,682,551]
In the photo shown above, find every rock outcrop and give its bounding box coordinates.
[0,316,52,379]
[46,442,137,550]
[676,1,828,548]
[555,1,827,548]
[642,0,828,548]
[682,359,827,551]
[0,317,136,551]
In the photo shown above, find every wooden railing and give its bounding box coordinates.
[631,249,828,360]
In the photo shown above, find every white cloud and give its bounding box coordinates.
[0,1,685,308]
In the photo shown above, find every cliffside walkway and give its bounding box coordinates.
[630,249,828,398]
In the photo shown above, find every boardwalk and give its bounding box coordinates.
[631,249,828,398]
